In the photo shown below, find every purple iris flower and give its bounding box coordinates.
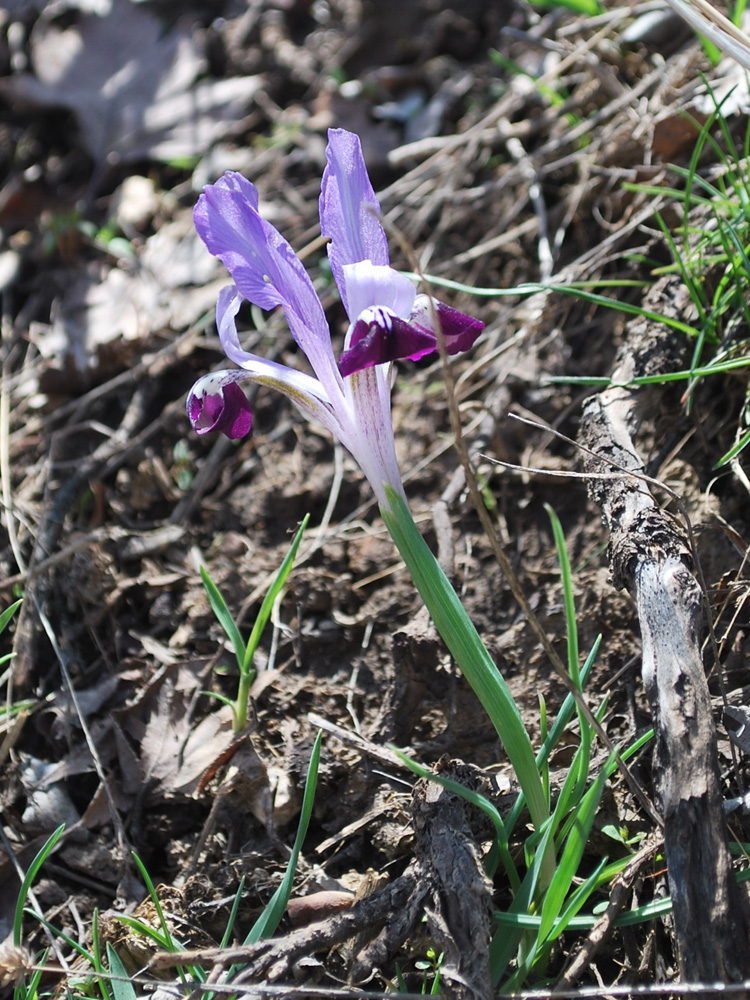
[187,128,484,506]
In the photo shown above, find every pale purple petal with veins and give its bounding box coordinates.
[194,173,341,397]
[320,130,389,315]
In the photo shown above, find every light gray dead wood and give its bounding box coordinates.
[578,279,750,989]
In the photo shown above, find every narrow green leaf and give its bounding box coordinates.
[14,825,65,947]
[220,875,246,948]
[536,764,609,948]
[505,636,599,835]
[92,909,112,1000]
[200,567,246,671]
[381,490,550,851]
[550,856,609,942]
[106,944,138,1000]
[401,275,700,337]
[391,747,520,893]
[531,0,600,14]
[715,424,750,468]
[112,915,172,951]
[493,891,674,930]
[243,514,309,673]
[129,853,204,985]
[545,504,592,806]
[244,729,322,945]
[0,598,22,635]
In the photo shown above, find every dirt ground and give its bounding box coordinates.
[2,0,750,995]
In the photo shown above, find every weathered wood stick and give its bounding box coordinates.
[578,305,750,988]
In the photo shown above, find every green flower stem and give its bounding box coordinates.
[380,487,549,841]
[235,666,255,732]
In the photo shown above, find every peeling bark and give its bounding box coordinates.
[578,288,750,989]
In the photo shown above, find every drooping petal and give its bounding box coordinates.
[320,130,389,315]
[410,295,485,355]
[187,371,253,439]
[214,285,263,368]
[188,280,350,446]
[212,286,337,415]
[341,261,416,322]
[194,173,340,394]
[339,307,436,377]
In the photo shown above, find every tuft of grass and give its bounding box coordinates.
[416,93,750,469]
[620,91,750,466]
[391,507,654,989]
[201,514,309,731]
[19,735,323,999]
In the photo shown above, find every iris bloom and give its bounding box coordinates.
[186,128,483,506]
[187,129,551,851]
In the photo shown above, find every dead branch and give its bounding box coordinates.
[150,763,493,1000]
[578,275,750,990]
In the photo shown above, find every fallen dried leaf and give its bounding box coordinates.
[1,0,262,168]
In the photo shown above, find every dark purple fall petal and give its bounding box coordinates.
[339,308,437,377]
[188,381,253,439]
[410,298,485,355]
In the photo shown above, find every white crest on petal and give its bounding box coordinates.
[191,372,227,397]
[342,261,416,321]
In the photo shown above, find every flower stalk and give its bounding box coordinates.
[380,487,548,835]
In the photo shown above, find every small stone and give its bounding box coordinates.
[111,175,160,230]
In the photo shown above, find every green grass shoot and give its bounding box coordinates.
[201,514,309,731]
[244,729,322,944]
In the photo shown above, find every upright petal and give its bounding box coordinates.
[194,173,340,394]
[320,130,389,315]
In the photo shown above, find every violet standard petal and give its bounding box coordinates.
[320,129,389,315]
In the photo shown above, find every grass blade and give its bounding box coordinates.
[0,598,22,635]
[243,514,309,673]
[391,747,520,892]
[244,728,322,944]
[13,825,65,948]
[200,567,247,671]
[106,943,137,1000]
